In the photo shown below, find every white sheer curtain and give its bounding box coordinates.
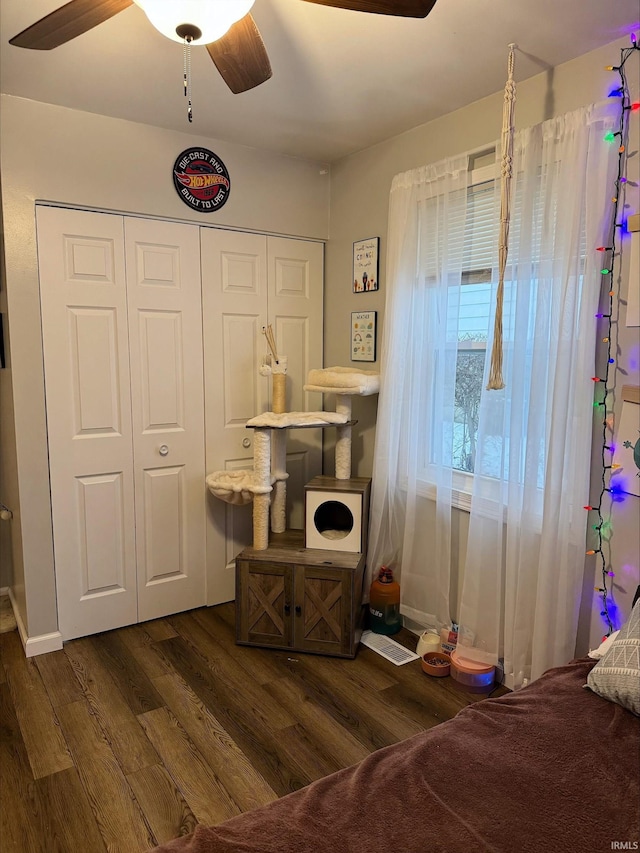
[366,155,470,631]
[367,103,617,687]
[458,104,618,688]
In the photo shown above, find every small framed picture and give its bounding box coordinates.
[351,311,377,362]
[353,237,379,293]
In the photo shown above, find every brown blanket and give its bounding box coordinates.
[149,657,640,853]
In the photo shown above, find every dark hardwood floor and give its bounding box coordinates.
[0,603,508,852]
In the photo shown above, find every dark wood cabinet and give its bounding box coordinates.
[236,531,365,658]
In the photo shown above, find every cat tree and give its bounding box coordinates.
[206,361,380,550]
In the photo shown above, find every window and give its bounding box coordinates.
[453,173,502,477]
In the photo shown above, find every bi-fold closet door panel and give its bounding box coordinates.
[201,228,324,605]
[267,236,324,529]
[124,217,206,623]
[37,207,137,639]
[37,206,206,640]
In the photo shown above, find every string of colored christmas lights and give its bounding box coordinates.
[585,35,639,639]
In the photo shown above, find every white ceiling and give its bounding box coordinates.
[1,0,638,163]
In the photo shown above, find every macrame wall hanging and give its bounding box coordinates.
[487,43,517,390]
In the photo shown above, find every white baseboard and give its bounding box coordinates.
[0,586,9,596]
[8,587,63,657]
[24,631,64,657]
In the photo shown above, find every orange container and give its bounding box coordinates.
[368,566,401,635]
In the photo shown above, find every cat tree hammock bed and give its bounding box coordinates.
[206,366,380,550]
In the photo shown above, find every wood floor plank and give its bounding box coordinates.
[378,681,454,730]
[1,630,73,779]
[273,653,417,752]
[152,670,278,812]
[0,682,49,853]
[34,767,108,853]
[115,623,157,649]
[128,634,176,679]
[90,631,165,715]
[274,722,343,783]
[57,698,156,853]
[294,653,425,741]
[138,706,242,826]
[144,619,179,642]
[158,636,309,796]
[168,612,296,731]
[117,623,176,679]
[264,675,370,769]
[126,763,198,846]
[35,648,84,708]
[189,606,292,686]
[315,646,400,692]
[64,637,160,775]
[213,601,236,627]
[0,634,7,685]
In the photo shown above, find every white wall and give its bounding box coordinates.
[324,36,640,650]
[0,94,330,640]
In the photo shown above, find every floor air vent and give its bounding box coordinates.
[360,631,420,666]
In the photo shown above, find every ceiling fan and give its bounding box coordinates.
[9,0,439,94]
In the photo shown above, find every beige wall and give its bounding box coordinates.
[0,94,330,639]
[0,174,21,593]
[325,36,640,651]
[2,36,637,653]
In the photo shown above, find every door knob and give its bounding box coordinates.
[242,437,251,448]
[158,444,169,456]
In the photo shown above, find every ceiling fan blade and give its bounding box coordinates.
[300,0,437,17]
[206,14,272,94]
[9,0,133,50]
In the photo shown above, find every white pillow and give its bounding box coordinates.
[587,601,640,716]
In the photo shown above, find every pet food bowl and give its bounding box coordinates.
[421,652,451,677]
[450,650,495,692]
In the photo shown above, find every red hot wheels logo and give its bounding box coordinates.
[172,148,231,212]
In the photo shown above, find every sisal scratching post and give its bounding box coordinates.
[252,428,271,550]
[272,373,286,414]
[270,356,288,533]
[335,394,352,479]
[487,43,517,391]
[270,355,288,415]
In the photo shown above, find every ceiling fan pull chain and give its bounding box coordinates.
[183,36,193,123]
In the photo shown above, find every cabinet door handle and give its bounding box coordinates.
[295,605,302,616]
[284,604,290,614]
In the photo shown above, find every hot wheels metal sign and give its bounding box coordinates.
[173,147,230,212]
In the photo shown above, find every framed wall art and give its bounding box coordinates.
[351,311,377,362]
[353,237,379,293]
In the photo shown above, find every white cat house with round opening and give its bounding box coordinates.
[304,476,371,554]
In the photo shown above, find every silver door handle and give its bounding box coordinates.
[159,444,169,456]
[242,437,251,448]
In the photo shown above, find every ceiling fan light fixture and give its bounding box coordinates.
[132,0,255,45]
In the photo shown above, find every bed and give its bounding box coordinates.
[149,607,640,853]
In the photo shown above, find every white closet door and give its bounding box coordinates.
[124,217,206,621]
[37,206,137,640]
[267,236,324,529]
[201,229,269,604]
